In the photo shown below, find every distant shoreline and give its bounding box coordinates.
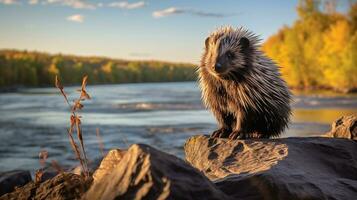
[0,80,197,93]
[1,82,356,94]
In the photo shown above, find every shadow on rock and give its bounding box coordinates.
[185,135,357,200]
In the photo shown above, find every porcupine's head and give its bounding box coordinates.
[201,26,260,81]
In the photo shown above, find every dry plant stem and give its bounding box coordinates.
[55,76,79,118]
[56,75,91,178]
[55,76,71,111]
[35,150,48,183]
[121,135,129,148]
[35,169,43,183]
[39,150,48,168]
[51,160,64,173]
[67,129,87,175]
[96,128,105,157]
[76,119,89,177]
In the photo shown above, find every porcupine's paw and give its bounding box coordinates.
[211,128,231,138]
[228,130,247,140]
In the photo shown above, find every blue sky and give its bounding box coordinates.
[0,0,351,63]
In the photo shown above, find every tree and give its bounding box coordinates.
[262,0,357,92]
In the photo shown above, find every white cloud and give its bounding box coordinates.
[0,0,20,5]
[66,14,84,23]
[46,0,60,3]
[28,0,38,5]
[152,7,181,18]
[153,7,228,18]
[108,1,145,9]
[46,0,96,9]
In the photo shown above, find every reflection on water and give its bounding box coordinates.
[293,109,356,124]
[0,82,356,171]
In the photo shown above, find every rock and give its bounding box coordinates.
[72,157,103,176]
[185,135,357,200]
[92,149,126,182]
[325,115,357,140]
[85,144,230,200]
[0,170,32,196]
[0,173,92,200]
[40,170,60,183]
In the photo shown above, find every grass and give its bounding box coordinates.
[33,75,107,181]
[35,150,48,183]
[55,75,91,178]
[96,128,105,157]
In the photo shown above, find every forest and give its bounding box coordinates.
[263,0,357,92]
[0,50,196,88]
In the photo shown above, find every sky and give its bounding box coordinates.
[0,0,351,63]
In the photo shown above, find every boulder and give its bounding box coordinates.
[72,157,103,177]
[325,115,357,140]
[92,149,126,182]
[85,144,230,200]
[0,170,32,196]
[0,173,92,200]
[185,135,357,200]
[35,168,63,183]
[29,157,103,184]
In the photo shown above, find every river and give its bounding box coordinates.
[0,82,356,171]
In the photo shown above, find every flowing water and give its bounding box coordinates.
[0,82,356,172]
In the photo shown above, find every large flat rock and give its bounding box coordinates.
[85,144,230,200]
[185,135,357,200]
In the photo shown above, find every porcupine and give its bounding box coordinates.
[198,26,292,139]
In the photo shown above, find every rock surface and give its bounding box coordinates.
[0,173,92,200]
[185,135,357,200]
[92,149,126,182]
[325,115,357,140]
[85,144,230,200]
[71,157,103,177]
[0,170,32,196]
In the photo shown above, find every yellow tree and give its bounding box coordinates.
[341,31,357,91]
[319,20,352,90]
[263,0,356,91]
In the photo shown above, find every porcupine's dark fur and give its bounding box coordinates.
[198,26,292,139]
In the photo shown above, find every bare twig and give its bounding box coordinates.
[51,160,64,173]
[67,129,87,174]
[96,128,105,157]
[35,150,48,183]
[39,150,48,168]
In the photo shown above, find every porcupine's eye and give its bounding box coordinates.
[226,51,234,60]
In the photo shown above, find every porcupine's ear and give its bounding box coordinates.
[239,37,252,66]
[239,37,250,51]
[205,37,210,49]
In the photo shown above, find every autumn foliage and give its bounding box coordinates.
[0,51,196,88]
[262,0,357,92]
